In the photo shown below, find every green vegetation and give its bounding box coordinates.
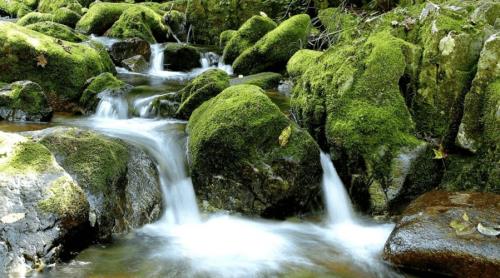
[80,72,129,112]
[26,21,87,42]
[287,49,322,78]
[76,2,133,34]
[38,176,89,221]
[0,140,55,173]
[230,72,282,90]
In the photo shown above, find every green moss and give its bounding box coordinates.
[26,21,87,42]
[230,72,282,90]
[5,81,50,114]
[0,140,55,173]
[176,69,230,119]
[40,129,129,194]
[222,15,277,64]
[38,0,82,15]
[75,2,133,35]
[318,8,361,45]
[38,176,89,221]
[0,0,32,17]
[17,12,54,26]
[287,49,323,78]
[233,14,311,75]
[163,9,185,34]
[0,22,115,105]
[80,72,129,111]
[53,7,82,28]
[107,5,168,43]
[219,29,236,49]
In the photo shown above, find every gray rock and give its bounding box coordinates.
[109,37,151,66]
[0,81,53,122]
[122,55,149,73]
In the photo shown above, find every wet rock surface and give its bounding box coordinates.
[384,191,500,277]
[109,37,151,66]
[0,81,53,122]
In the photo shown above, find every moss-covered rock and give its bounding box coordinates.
[38,0,82,15]
[53,7,82,27]
[75,2,133,35]
[108,37,151,66]
[187,84,322,217]
[106,5,168,43]
[176,69,230,119]
[287,49,322,78]
[0,80,53,122]
[163,43,201,71]
[0,0,32,18]
[26,21,87,42]
[122,55,149,73]
[163,9,186,39]
[38,175,88,221]
[222,15,277,64]
[219,29,236,49]
[317,7,361,46]
[233,14,311,75]
[80,72,132,114]
[230,72,282,90]
[0,22,115,109]
[16,11,53,26]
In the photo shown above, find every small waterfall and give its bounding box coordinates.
[149,44,165,74]
[94,95,129,119]
[320,152,355,224]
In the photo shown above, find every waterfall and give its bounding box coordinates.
[149,44,165,74]
[94,94,129,119]
[320,152,355,224]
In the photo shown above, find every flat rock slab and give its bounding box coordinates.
[384,191,500,277]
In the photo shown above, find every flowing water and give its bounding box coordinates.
[4,38,401,277]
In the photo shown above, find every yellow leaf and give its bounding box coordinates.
[36,54,47,68]
[433,144,447,159]
[279,125,292,147]
[462,212,469,222]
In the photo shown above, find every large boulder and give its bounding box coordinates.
[109,37,151,66]
[222,15,277,64]
[37,0,83,15]
[384,191,500,277]
[0,0,32,18]
[79,72,133,114]
[163,43,201,72]
[0,132,88,275]
[232,14,311,75]
[16,11,54,26]
[25,21,87,42]
[0,81,53,122]
[76,2,133,35]
[106,5,169,43]
[0,22,115,111]
[176,69,230,119]
[230,72,282,90]
[33,127,162,240]
[187,84,322,217]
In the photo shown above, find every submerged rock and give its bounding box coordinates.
[79,72,133,114]
[187,84,322,217]
[222,15,277,64]
[176,69,230,119]
[163,43,201,72]
[109,37,151,66]
[0,81,53,122]
[384,191,500,277]
[0,22,115,110]
[233,14,311,75]
[230,72,282,90]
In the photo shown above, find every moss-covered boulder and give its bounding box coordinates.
[75,2,133,35]
[230,72,282,90]
[163,43,201,72]
[219,29,236,49]
[26,21,87,42]
[233,14,311,75]
[222,15,277,64]
[0,22,115,110]
[80,72,132,114]
[0,0,32,18]
[187,84,322,217]
[37,0,82,15]
[176,69,230,119]
[0,131,89,274]
[53,7,82,27]
[109,37,151,66]
[35,127,162,240]
[106,5,168,43]
[16,11,53,26]
[287,49,322,78]
[0,80,53,122]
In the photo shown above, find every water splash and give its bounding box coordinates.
[94,94,128,119]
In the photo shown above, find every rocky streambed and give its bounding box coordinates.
[0,0,499,277]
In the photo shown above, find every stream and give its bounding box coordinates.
[8,42,400,278]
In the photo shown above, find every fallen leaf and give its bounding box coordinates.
[477,223,500,237]
[462,212,469,222]
[433,144,447,159]
[279,125,292,147]
[36,54,48,68]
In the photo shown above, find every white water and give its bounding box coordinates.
[56,55,396,277]
[147,43,233,80]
